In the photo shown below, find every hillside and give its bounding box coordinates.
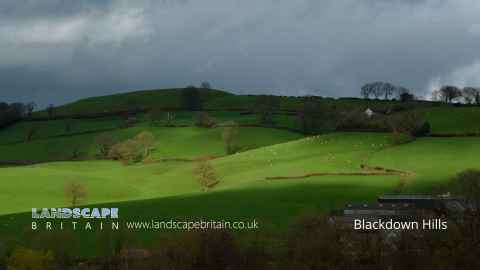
[1,88,480,258]
[33,87,440,116]
[1,131,480,256]
[27,87,480,136]
[2,131,479,216]
[34,88,233,117]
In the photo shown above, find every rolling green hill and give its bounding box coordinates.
[423,107,480,134]
[28,87,480,135]
[0,125,301,162]
[2,132,479,217]
[34,88,233,117]
[1,88,480,257]
[0,132,393,215]
[0,127,479,257]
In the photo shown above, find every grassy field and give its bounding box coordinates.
[0,123,301,162]
[0,117,124,145]
[423,106,480,134]
[0,132,392,215]
[0,129,479,256]
[367,136,480,191]
[3,131,479,216]
[1,130,479,255]
[1,88,480,257]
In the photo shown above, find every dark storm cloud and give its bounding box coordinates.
[1,0,479,107]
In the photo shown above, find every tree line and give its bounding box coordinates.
[432,85,480,104]
[361,82,414,101]
[361,81,480,104]
[0,102,35,129]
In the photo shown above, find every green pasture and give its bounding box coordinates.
[1,131,479,217]
[0,87,479,256]
[0,124,301,162]
[0,128,479,256]
[367,136,480,191]
[423,106,480,134]
[0,117,124,145]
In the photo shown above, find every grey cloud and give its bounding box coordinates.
[1,0,479,107]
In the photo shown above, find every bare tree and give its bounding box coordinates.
[383,82,396,100]
[361,84,372,99]
[194,158,219,190]
[65,182,88,206]
[362,82,389,99]
[463,87,479,104]
[371,82,384,99]
[222,121,239,155]
[362,81,397,100]
[439,85,462,103]
[135,131,155,157]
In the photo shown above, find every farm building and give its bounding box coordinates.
[364,108,374,118]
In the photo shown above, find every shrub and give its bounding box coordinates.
[336,111,389,131]
[95,133,116,158]
[388,110,427,136]
[452,169,480,207]
[412,121,431,137]
[285,214,345,270]
[64,182,88,206]
[108,132,155,164]
[7,247,54,270]
[195,112,216,128]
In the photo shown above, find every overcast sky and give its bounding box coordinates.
[1,0,479,107]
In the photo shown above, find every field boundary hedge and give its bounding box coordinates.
[265,164,413,180]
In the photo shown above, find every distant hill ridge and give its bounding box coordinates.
[36,87,443,118]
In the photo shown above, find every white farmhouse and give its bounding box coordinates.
[364,108,374,118]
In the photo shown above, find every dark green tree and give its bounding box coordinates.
[255,95,278,125]
[182,86,202,111]
[297,97,326,134]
